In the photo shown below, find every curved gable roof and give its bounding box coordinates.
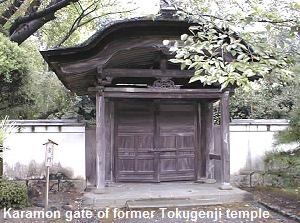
[41,18,194,62]
[40,17,196,95]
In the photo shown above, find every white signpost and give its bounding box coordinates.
[43,139,58,210]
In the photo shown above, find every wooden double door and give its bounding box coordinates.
[115,100,197,182]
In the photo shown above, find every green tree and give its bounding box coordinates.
[0,33,77,119]
[275,102,300,146]
[230,64,300,119]
[0,0,135,46]
[0,33,31,116]
[0,116,16,176]
[0,0,135,119]
[166,0,299,89]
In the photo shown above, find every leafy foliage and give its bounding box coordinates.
[0,0,136,46]
[230,69,299,119]
[275,102,300,146]
[0,35,78,119]
[0,116,16,176]
[167,0,299,89]
[0,33,32,115]
[264,148,300,187]
[22,70,78,119]
[0,0,136,120]
[41,0,135,48]
[0,116,16,152]
[167,24,294,89]
[0,179,29,208]
[0,33,28,79]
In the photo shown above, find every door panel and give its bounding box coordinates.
[157,104,196,181]
[115,101,197,182]
[115,101,156,182]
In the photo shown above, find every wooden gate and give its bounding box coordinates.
[115,100,197,182]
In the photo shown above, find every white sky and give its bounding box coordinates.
[119,0,160,16]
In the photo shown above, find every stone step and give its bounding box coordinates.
[82,183,253,209]
[125,198,220,209]
[83,192,253,209]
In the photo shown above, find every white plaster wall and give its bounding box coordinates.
[3,119,295,179]
[3,122,85,179]
[229,120,295,174]
[230,131,274,174]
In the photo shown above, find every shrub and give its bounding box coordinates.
[275,102,300,146]
[264,148,300,187]
[0,179,29,209]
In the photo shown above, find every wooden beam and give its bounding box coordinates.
[102,68,195,78]
[95,92,106,190]
[105,87,223,93]
[102,87,223,99]
[104,92,221,99]
[220,91,232,190]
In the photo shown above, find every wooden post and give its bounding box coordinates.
[45,166,49,210]
[43,139,58,210]
[219,91,232,190]
[95,91,106,191]
[196,103,202,181]
[205,103,215,183]
[198,102,215,183]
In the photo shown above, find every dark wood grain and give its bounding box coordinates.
[213,125,222,182]
[114,100,197,182]
[204,103,214,179]
[102,68,195,78]
[95,93,106,188]
[115,101,156,182]
[157,103,196,181]
[220,91,231,184]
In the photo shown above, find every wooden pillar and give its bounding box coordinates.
[95,91,106,190]
[205,103,215,181]
[196,103,202,180]
[220,91,232,190]
[198,102,215,183]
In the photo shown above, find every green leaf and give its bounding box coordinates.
[181,34,189,41]
[189,75,202,83]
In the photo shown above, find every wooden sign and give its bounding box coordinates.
[45,143,54,167]
[43,139,58,167]
[42,139,58,210]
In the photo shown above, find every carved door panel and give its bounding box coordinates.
[115,101,156,182]
[157,104,196,181]
[115,101,197,182]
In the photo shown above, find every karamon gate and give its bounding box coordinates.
[41,13,232,189]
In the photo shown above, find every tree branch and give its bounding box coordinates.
[25,0,42,15]
[9,0,78,35]
[176,5,297,25]
[55,2,98,47]
[0,0,25,26]
[79,8,137,28]
[0,0,9,4]
[55,5,137,47]
[10,13,56,44]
